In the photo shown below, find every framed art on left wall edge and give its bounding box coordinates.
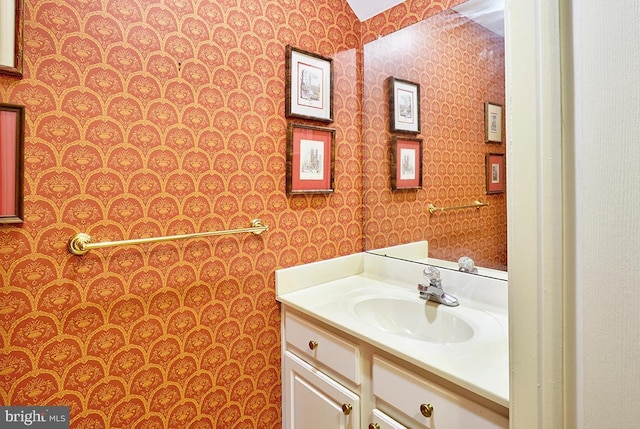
[0,103,25,223]
[0,0,24,77]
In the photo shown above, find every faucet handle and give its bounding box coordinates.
[422,266,441,285]
[458,256,478,274]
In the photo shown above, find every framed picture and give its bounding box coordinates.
[285,45,333,122]
[0,0,24,77]
[485,153,505,194]
[391,137,422,190]
[286,123,335,194]
[388,77,420,134]
[0,103,25,223]
[485,102,503,143]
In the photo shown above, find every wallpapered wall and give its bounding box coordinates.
[0,0,505,426]
[362,4,507,270]
[0,0,362,427]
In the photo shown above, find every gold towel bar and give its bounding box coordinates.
[428,200,489,214]
[67,218,269,256]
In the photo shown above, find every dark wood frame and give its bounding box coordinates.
[485,153,505,194]
[0,0,24,77]
[391,137,423,190]
[485,102,503,143]
[0,103,25,223]
[285,45,334,123]
[286,123,335,194]
[387,76,421,134]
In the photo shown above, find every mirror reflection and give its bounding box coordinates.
[363,0,506,275]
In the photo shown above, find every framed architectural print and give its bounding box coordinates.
[0,103,25,223]
[0,0,24,77]
[388,77,421,133]
[286,123,335,194]
[485,153,505,194]
[485,102,503,143]
[285,45,333,122]
[391,137,422,190]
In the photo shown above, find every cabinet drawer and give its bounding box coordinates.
[372,356,507,429]
[284,312,359,385]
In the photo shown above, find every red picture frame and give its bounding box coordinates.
[391,137,422,190]
[286,123,335,194]
[485,153,505,194]
[0,103,25,223]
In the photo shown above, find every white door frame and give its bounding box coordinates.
[505,0,568,427]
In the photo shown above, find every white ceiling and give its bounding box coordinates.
[346,0,406,21]
[346,0,504,37]
[452,0,504,37]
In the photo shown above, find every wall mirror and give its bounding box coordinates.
[363,0,507,278]
[0,103,25,224]
[0,0,24,77]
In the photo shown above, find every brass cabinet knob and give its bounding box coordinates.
[368,424,381,429]
[420,403,434,418]
[308,340,318,350]
[342,403,353,415]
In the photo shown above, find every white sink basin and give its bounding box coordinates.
[352,296,475,343]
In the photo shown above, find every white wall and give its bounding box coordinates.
[570,1,640,427]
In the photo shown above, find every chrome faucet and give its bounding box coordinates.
[418,266,459,307]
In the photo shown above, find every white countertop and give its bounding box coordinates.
[276,251,509,408]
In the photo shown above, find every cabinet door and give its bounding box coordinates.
[283,351,360,429]
[369,408,409,429]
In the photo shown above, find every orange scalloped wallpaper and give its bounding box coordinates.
[363,3,507,270]
[0,0,362,427]
[0,0,505,426]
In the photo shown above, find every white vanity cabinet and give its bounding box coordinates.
[282,308,508,429]
[277,250,509,429]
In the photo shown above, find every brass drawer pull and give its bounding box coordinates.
[308,340,318,350]
[369,424,381,429]
[342,403,352,415]
[420,403,434,418]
